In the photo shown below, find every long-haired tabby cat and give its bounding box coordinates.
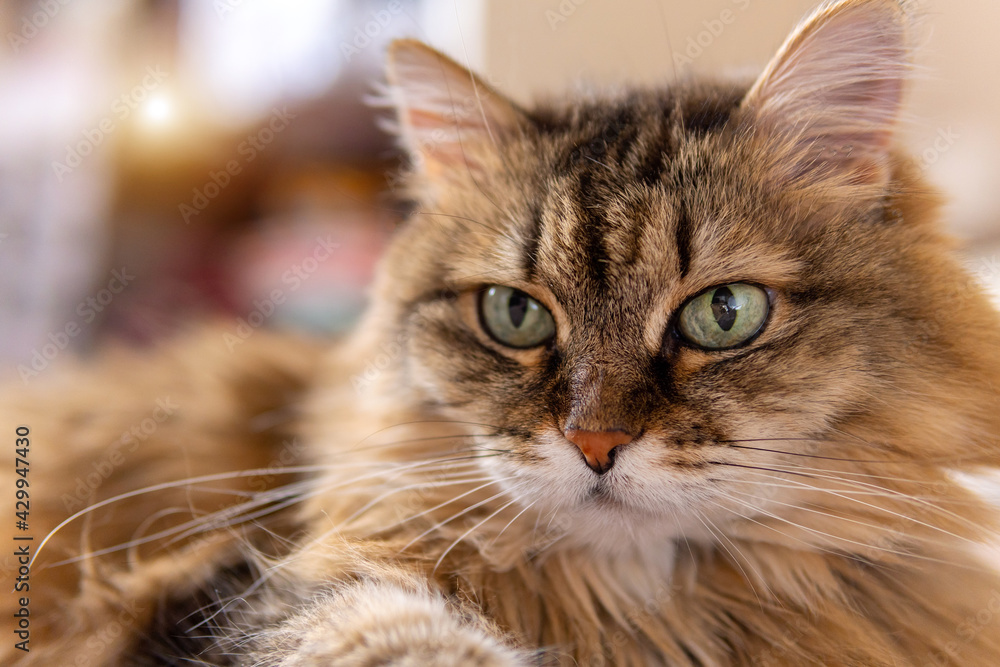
[4,0,1000,664]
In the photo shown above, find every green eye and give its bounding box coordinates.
[678,283,770,350]
[479,286,555,348]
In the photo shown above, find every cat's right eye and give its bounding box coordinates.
[677,283,770,350]
[479,286,555,349]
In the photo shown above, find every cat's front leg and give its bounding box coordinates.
[245,579,527,667]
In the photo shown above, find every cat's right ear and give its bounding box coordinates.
[384,39,525,182]
[740,0,911,187]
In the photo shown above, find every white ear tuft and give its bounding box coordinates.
[742,0,911,185]
[384,39,523,178]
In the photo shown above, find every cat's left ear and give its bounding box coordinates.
[385,39,526,180]
[741,0,911,186]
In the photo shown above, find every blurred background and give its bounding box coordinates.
[1,0,997,377]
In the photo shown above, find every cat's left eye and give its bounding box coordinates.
[479,286,555,349]
[677,283,770,350]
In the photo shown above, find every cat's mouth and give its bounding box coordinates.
[584,477,620,507]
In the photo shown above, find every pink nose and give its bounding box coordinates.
[563,428,634,474]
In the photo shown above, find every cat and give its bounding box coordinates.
[4,0,1000,664]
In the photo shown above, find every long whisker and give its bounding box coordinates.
[432,497,520,574]
[126,506,202,567]
[708,493,919,558]
[175,462,484,548]
[729,458,982,490]
[31,464,341,567]
[690,509,772,608]
[724,486,914,538]
[706,460,823,481]
[700,495,875,561]
[486,499,536,551]
[720,438,982,466]
[46,480,317,568]
[89,459,503,566]
[335,473,498,530]
[710,492,983,570]
[397,484,515,554]
[719,440,906,463]
[34,453,502,569]
[344,432,506,455]
[747,459,986,522]
[726,467,981,545]
[353,420,504,446]
[208,466,503,601]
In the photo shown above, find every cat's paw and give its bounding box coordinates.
[249,583,527,666]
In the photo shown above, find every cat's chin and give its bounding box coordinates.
[518,498,719,572]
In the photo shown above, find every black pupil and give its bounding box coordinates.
[711,287,739,331]
[508,291,529,328]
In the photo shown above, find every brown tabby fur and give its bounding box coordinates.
[4,1,1000,664]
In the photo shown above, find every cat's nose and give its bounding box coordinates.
[563,428,634,475]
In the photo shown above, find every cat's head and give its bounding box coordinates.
[365,0,1000,555]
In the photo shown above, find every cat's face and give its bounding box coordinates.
[369,1,998,552]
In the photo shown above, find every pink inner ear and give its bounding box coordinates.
[402,107,487,174]
[386,40,524,177]
[743,0,909,185]
[408,109,450,131]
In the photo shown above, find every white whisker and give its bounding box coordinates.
[36,454,502,569]
[432,497,520,574]
[398,485,515,554]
